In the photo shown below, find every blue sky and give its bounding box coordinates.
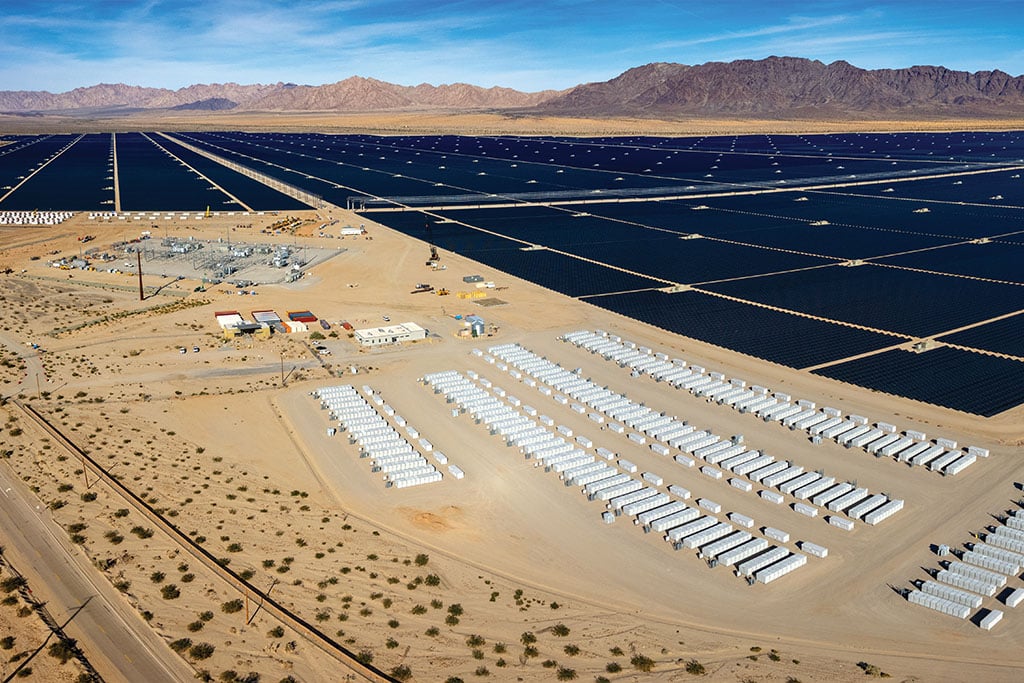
[1,0,1021,92]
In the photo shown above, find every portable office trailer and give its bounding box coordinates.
[760,490,785,504]
[763,527,790,543]
[762,465,805,489]
[674,454,696,468]
[967,446,990,458]
[618,459,638,473]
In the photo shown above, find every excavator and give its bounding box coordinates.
[424,221,440,265]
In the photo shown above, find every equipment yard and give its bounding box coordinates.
[1,156,1023,682]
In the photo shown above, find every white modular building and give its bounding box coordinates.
[354,322,427,346]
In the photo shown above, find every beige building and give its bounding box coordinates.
[353,322,426,346]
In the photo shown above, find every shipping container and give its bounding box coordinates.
[920,580,983,609]
[697,498,722,514]
[863,499,904,525]
[729,478,753,493]
[737,547,789,577]
[980,609,1003,630]
[718,538,769,567]
[650,508,702,533]
[729,512,754,528]
[701,465,723,481]
[668,484,691,500]
[907,590,970,619]
[756,553,807,584]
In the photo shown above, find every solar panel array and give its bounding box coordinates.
[3,129,1023,415]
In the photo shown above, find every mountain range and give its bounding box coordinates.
[2,57,1023,119]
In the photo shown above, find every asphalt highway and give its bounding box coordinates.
[0,464,194,682]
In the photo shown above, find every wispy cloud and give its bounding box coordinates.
[651,13,853,50]
[0,0,1021,91]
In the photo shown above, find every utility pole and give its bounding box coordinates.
[136,250,143,301]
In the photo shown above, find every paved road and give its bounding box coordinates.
[0,465,194,682]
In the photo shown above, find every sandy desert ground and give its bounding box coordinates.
[2,109,1024,136]
[0,198,1023,683]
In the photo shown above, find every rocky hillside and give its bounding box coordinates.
[3,57,1022,118]
[0,78,561,113]
[535,56,1024,118]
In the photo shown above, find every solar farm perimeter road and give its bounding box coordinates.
[0,463,194,682]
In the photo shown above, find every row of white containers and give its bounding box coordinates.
[313,385,443,488]
[561,330,985,476]
[486,341,899,528]
[0,211,75,225]
[424,368,808,585]
[907,505,1024,628]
